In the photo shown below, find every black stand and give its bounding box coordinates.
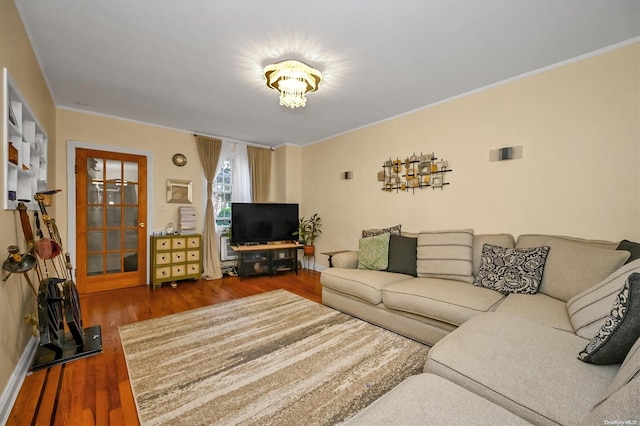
[31,325,103,371]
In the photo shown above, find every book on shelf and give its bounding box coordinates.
[178,205,197,235]
[178,228,198,235]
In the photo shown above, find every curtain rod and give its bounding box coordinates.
[193,133,274,150]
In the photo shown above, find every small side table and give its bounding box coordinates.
[321,250,350,268]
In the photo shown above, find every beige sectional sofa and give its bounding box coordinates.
[320,231,640,425]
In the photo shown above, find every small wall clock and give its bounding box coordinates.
[172,153,187,167]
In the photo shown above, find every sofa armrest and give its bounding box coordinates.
[332,251,359,269]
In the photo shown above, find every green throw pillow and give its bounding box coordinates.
[358,233,391,270]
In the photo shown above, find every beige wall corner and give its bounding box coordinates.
[273,144,302,204]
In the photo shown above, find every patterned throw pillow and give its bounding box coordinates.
[473,244,550,294]
[361,224,401,238]
[358,233,391,270]
[579,272,640,364]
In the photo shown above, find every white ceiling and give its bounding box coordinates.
[14,0,640,147]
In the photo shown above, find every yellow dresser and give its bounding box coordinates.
[151,234,202,288]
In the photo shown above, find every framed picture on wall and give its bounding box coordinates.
[166,179,193,203]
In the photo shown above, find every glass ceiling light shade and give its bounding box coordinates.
[263,60,322,109]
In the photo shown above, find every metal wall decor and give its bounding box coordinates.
[379,152,452,193]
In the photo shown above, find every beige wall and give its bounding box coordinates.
[302,43,640,268]
[55,109,206,244]
[0,0,56,401]
[273,144,302,203]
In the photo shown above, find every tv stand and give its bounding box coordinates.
[232,243,301,280]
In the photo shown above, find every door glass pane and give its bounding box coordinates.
[106,230,121,251]
[105,159,121,181]
[87,182,103,204]
[87,254,103,276]
[106,206,121,227]
[88,157,104,179]
[123,252,138,272]
[123,183,138,205]
[87,206,103,228]
[123,161,138,183]
[124,230,138,250]
[106,253,121,274]
[123,207,138,228]
[105,182,121,205]
[87,230,103,253]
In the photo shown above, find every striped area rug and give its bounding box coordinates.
[119,289,429,425]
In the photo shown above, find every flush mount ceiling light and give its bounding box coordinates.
[263,60,322,109]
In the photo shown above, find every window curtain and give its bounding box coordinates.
[247,146,271,202]
[195,135,223,279]
[232,143,252,203]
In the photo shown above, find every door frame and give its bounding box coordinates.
[67,140,154,285]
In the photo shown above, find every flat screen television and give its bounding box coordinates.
[231,203,299,245]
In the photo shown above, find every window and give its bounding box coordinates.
[213,159,232,227]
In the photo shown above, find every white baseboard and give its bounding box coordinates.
[0,336,38,425]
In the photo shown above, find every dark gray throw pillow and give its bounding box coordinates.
[386,234,417,276]
[578,272,640,364]
[617,240,640,265]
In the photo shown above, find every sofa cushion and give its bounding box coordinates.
[567,258,640,339]
[417,229,474,283]
[597,335,640,404]
[425,313,619,425]
[579,273,640,364]
[516,235,629,302]
[473,244,549,294]
[617,239,640,264]
[472,233,515,276]
[588,374,640,425]
[494,293,573,332]
[386,234,417,276]
[344,373,533,426]
[358,233,390,270]
[382,278,505,327]
[361,224,401,238]
[320,268,411,305]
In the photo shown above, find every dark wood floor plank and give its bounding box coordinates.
[8,272,322,425]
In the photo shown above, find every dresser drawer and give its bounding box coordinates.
[171,264,186,277]
[155,252,171,265]
[154,267,171,280]
[171,251,186,263]
[187,236,201,248]
[187,249,200,262]
[172,238,186,249]
[186,263,200,275]
[155,238,172,251]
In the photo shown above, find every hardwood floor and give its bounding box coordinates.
[7,270,322,426]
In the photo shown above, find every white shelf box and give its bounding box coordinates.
[3,68,48,210]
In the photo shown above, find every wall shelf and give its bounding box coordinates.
[3,67,48,210]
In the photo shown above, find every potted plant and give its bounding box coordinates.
[294,213,322,256]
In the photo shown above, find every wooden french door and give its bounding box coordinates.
[75,148,148,293]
